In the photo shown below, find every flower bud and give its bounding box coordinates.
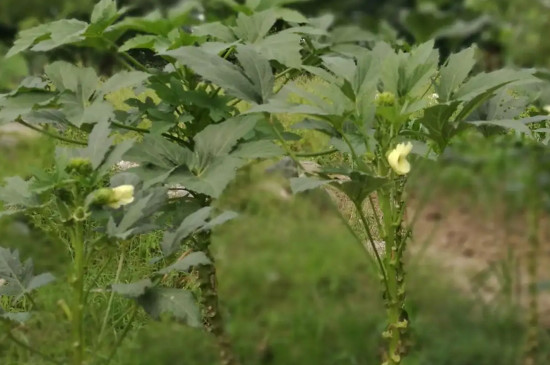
[66,158,93,175]
[90,185,135,209]
[91,188,115,206]
[375,91,396,107]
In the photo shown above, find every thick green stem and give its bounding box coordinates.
[379,183,409,365]
[71,221,86,365]
[197,246,241,365]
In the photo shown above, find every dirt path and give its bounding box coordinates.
[409,196,550,325]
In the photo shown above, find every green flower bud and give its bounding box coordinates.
[66,158,93,175]
[71,206,90,222]
[90,185,135,209]
[375,91,396,107]
[91,188,116,206]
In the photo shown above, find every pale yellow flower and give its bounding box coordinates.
[107,185,135,209]
[387,142,413,175]
[428,93,439,105]
[543,105,550,114]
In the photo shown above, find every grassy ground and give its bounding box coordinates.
[1,135,548,365]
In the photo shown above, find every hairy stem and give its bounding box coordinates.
[16,119,87,146]
[379,183,409,365]
[70,221,86,365]
[196,247,241,365]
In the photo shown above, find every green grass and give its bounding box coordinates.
[1,132,549,365]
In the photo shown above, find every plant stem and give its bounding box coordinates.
[110,121,150,133]
[110,121,193,148]
[101,37,150,73]
[16,119,87,146]
[378,185,409,365]
[197,244,241,365]
[71,221,86,365]
[295,149,338,157]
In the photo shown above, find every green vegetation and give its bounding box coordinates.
[2,140,549,364]
[0,0,549,365]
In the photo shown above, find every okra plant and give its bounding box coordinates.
[1,0,549,364]
[0,0,355,363]
[250,41,548,363]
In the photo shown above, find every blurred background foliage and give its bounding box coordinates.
[1,0,549,88]
[2,0,550,69]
